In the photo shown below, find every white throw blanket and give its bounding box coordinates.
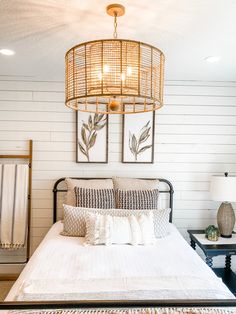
[17,276,233,301]
[6,222,235,303]
[0,164,29,249]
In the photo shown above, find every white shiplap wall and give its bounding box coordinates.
[0,76,236,274]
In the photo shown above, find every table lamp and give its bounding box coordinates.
[210,173,236,238]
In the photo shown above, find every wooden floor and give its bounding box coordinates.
[0,281,15,301]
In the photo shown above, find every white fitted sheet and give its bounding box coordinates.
[6,221,234,301]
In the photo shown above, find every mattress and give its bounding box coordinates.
[6,221,234,301]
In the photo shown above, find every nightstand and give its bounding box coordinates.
[187,229,236,296]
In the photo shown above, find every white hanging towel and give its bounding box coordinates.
[0,164,29,249]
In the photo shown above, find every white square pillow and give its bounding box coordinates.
[85,212,155,245]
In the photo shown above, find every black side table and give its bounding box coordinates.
[188,230,236,296]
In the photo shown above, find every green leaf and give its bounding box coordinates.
[82,123,90,131]
[97,114,105,123]
[78,141,87,157]
[141,120,150,131]
[88,115,93,129]
[129,132,134,154]
[81,127,87,145]
[93,113,99,124]
[131,134,138,153]
[138,144,152,154]
[139,127,151,143]
[88,131,97,148]
[94,122,106,131]
[94,114,105,125]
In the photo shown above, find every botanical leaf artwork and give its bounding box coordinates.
[129,121,152,161]
[78,113,107,161]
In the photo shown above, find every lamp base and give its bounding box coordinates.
[221,234,232,238]
[217,202,235,238]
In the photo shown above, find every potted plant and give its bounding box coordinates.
[205,225,220,241]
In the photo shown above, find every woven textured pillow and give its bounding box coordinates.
[85,212,155,245]
[61,205,170,238]
[61,204,85,237]
[74,187,115,209]
[115,189,159,210]
[153,208,171,238]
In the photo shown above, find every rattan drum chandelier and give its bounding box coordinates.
[65,4,165,114]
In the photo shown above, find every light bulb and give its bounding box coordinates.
[0,49,15,56]
[121,73,126,81]
[127,67,132,76]
[98,72,103,80]
[103,64,110,73]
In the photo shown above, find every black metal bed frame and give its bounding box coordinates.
[52,177,174,223]
[1,177,236,310]
[1,299,236,310]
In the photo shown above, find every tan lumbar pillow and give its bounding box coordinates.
[112,177,159,191]
[65,178,113,206]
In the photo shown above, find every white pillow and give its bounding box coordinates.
[85,212,155,245]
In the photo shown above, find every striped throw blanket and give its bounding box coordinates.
[0,164,29,249]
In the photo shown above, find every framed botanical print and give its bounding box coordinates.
[76,112,108,163]
[122,108,155,163]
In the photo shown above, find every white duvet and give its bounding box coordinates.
[6,222,234,301]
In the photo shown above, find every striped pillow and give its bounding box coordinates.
[115,189,159,210]
[74,187,115,209]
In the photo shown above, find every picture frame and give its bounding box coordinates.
[76,112,108,163]
[122,108,155,163]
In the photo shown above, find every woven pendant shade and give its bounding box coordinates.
[65,39,164,114]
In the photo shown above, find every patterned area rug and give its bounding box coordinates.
[0,280,15,301]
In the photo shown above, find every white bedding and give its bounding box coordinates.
[6,221,234,301]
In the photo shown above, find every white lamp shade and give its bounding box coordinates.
[210,175,236,202]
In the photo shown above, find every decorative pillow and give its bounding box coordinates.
[74,187,115,209]
[115,189,159,210]
[65,178,113,206]
[85,212,155,245]
[113,177,159,191]
[154,207,171,238]
[61,205,112,237]
[61,205,170,238]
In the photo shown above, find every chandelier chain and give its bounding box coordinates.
[113,12,118,39]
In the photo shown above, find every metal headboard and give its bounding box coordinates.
[52,177,174,223]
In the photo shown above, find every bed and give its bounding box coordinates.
[5,220,234,301]
[2,177,236,313]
